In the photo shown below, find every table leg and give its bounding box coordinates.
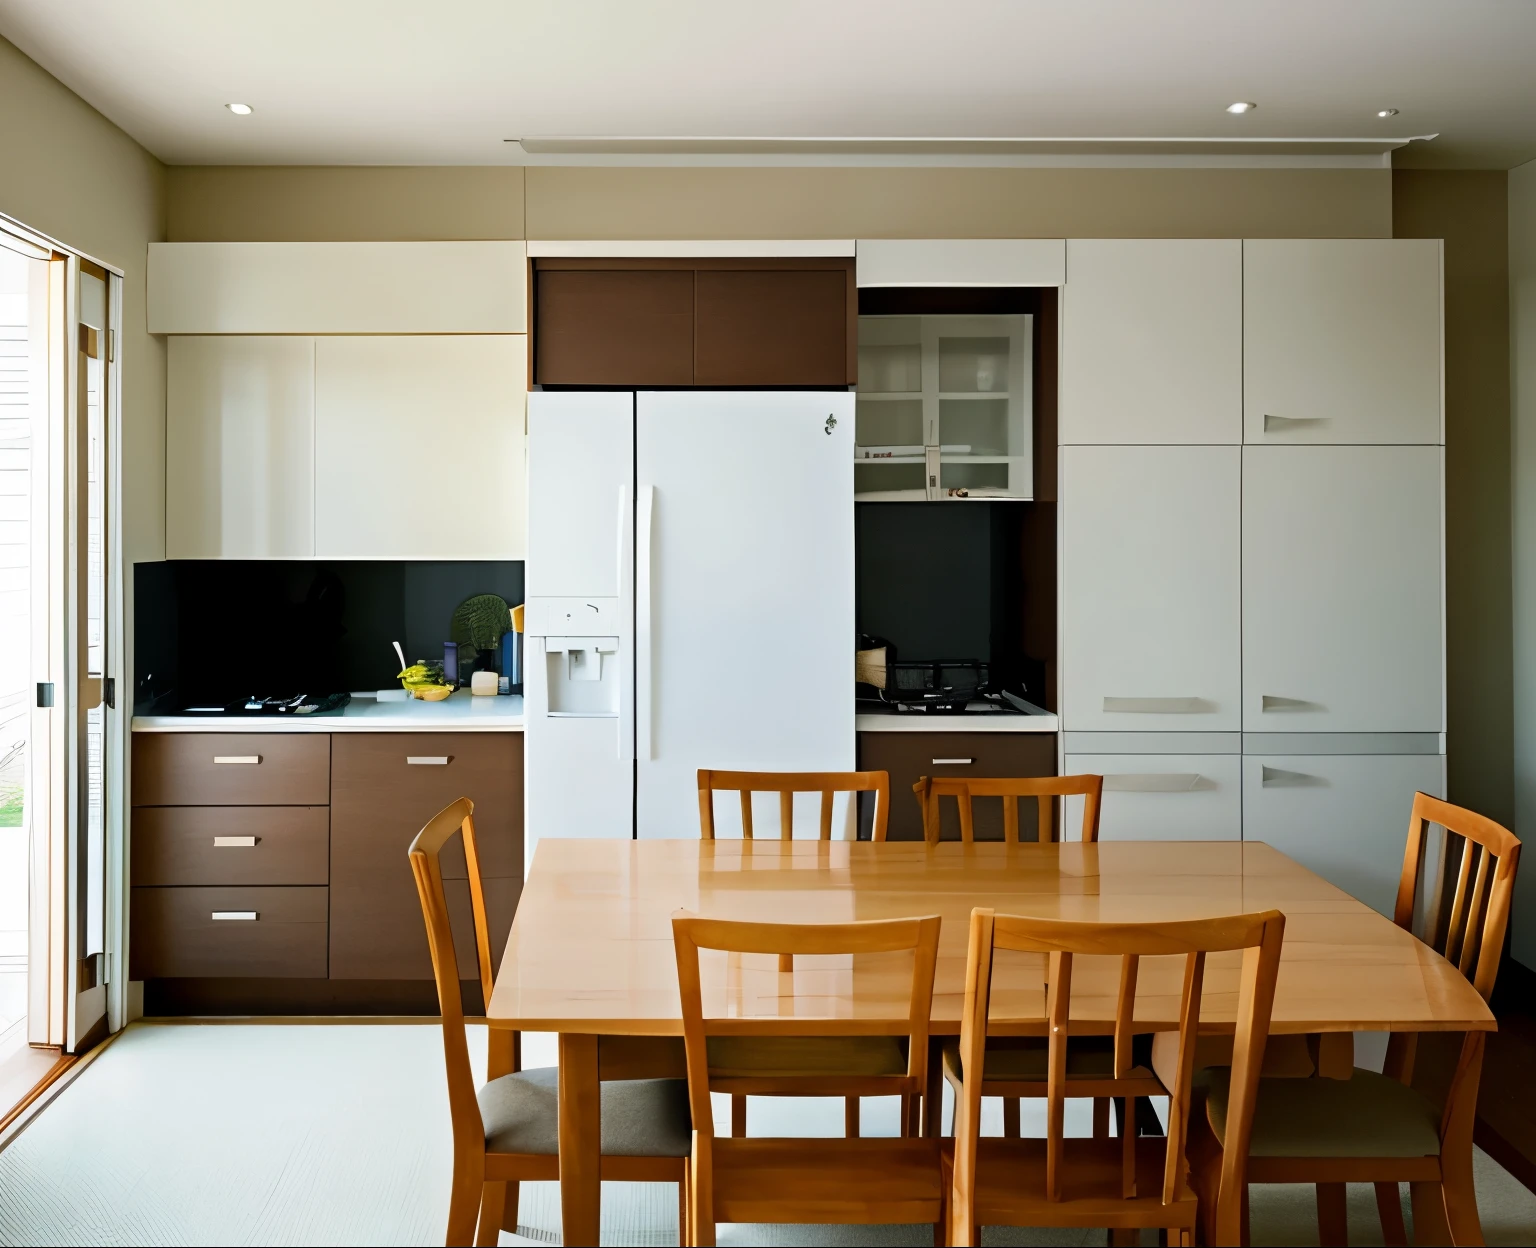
[558,1033,601,1248]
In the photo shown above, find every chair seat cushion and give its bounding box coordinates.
[1201,1066,1441,1159]
[942,1036,1146,1083]
[478,1066,691,1158]
[706,1035,907,1078]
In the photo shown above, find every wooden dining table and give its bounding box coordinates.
[487,836,1495,1246]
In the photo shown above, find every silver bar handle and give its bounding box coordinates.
[213,755,260,765]
[213,836,259,847]
[932,758,973,765]
[211,911,258,921]
[406,756,449,765]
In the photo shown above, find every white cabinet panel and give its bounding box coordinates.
[1243,753,1445,916]
[1061,446,1240,731]
[149,242,527,334]
[1065,754,1241,841]
[166,336,314,558]
[1243,447,1443,732]
[1061,239,1241,444]
[856,239,1065,287]
[1243,240,1442,444]
[313,336,526,558]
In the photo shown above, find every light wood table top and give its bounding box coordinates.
[489,838,1493,1038]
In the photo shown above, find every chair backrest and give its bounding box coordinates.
[912,774,1103,845]
[671,912,942,1138]
[408,797,512,1154]
[1395,791,1521,1002]
[697,769,891,840]
[952,907,1284,1241]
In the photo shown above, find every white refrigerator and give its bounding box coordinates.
[524,390,856,861]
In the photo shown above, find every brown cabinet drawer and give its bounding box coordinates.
[857,732,1057,842]
[130,886,328,978]
[132,733,331,806]
[329,733,523,980]
[694,268,853,386]
[132,807,328,886]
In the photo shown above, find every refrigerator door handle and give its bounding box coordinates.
[617,482,635,761]
[636,484,655,761]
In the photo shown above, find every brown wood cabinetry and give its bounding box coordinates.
[857,731,1057,841]
[130,885,329,979]
[132,732,330,806]
[132,806,329,886]
[328,733,523,980]
[533,258,856,387]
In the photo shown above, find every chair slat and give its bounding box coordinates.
[740,789,754,840]
[1044,949,1073,1202]
[779,791,793,839]
[1458,842,1493,978]
[1003,795,1019,844]
[1037,790,1053,844]
[1443,836,1477,967]
[820,791,833,840]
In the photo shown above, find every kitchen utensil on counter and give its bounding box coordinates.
[469,671,498,696]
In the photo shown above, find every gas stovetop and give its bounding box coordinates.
[178,692,352,717]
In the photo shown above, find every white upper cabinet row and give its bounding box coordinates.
[1060,238,1443,445]
[148,241,528,335]
[166,335,527,559]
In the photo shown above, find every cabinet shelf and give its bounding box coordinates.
[857,391,922,401]
[938,391,1013,401]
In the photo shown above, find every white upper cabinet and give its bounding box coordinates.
[855,239,1065,287]
[313,336,526,558]
[1243,446,1443,732]
[1243,239,1442,444]
[1061,445,1241,731]
[1060,239,1242,444]
[148,241,528,335]
[166,336,315,558]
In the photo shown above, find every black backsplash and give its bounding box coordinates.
[134,560,524,711]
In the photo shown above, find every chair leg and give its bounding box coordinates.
[845,1095,860,1137]
[1317,1181,1348,1247]
[1375,1182,1409,1246]
[677,1171,688,1247]
[692,1136,716,1248]
[730,1093,747,1137]
[1409,1181,1452,1246]
[475,1182,507,1248]
[1002,1096,1021,1138]
[446,1150,485,1247]
[1093,1096,1110,1140]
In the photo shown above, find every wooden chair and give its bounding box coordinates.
[912,773,1104,846]
[697,768,899,1139]
[918,773,1106,1138]
[1186,791,1520,1247]
[410,797,692,1246]
[672,911,945,1246]
[947,906,1287,1247]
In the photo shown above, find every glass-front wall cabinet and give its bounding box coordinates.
[855,314,1032,501]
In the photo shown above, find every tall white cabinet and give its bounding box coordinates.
[1061,236,1446,916]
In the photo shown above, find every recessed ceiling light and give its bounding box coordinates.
[1226,102,1256,114]
[1377,108,1400,118]
[226,103,253,116]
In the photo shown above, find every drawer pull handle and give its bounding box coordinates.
[1260,695,1324,713]
[1260,765,1328,788]
[1104,774,1202,793]
[932,758,973,766]
[1103,697,1208,714]
[407,756,450,765]
[1263,414,1330,433]
[211,911,258,921]
[213,755,261,765]
[213,836,259,848]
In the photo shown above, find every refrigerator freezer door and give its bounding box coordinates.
[636,391,856,839]
[525,392,635,867]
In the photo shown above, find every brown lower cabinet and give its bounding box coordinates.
[329,733,523,980]
[131,886,329,978]
[857,731,1058,842]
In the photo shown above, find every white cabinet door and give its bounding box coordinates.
[1061,239,1241,444]
[1244,753,1446,917]
[1061,446,1240,731]
[313,336,526,558]
[1064,754,1241,841]
[1243,239,1442,444]
[166,336,314,558]
[1243,447,1443,732]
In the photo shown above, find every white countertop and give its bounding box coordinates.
[855,699,1059,733]
[132,690,524,733]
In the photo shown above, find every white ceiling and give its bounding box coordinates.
[2,0,1534,169]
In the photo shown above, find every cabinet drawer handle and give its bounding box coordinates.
[932,758,973,766]
[1103,697,1207,714]
[1260,765,1327,788]
[213,836,259,848]
[1260,695,1324,713]
[1263,414,1330,432]
[407,756,450,765]
[1104,774,1202,793]
[211,911,258,921]
[213,755,261,765]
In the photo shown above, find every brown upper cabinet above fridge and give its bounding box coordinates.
[533,258,856,387]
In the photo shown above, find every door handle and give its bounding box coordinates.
[406,756,449,765]
[932,758,973,766]
[213,755,261,765]
[636,484,655,761]
[1102,697,1208,714]
[213,836,259,847]
[617,481,635,763]
[211,911,258,921]
[1103,774,1202,793]
[1263,414,1330,433]
[1260,765,1327,788]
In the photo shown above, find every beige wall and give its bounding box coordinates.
[0,35,166,567]
[1511,159,1536,965]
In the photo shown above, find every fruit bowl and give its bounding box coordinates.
[412,684,453,701]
